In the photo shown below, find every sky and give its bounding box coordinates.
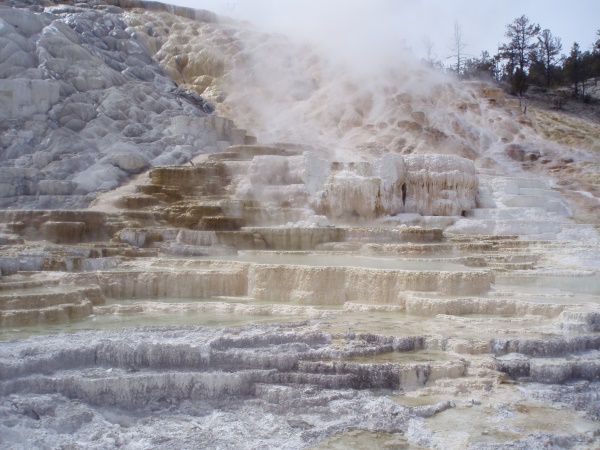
[160,0,599,63]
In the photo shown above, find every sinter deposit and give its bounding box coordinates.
[1,0,600,449]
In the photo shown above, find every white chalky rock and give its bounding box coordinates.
[321,170,381,220]
[37,180,74,195]
[403,154,478,216]
[0,8,46,38]
[0,79,60,119]
[239,152,477,220]
[0,5,218,208]
[110,151,149,174]
[118,229,147,247]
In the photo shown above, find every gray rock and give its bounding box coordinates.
[110,151,149,173]
[0,256,20,275]
[118,228,146,247]
[72,163,126,193]
[0,79,60,119]
[38,180,74,195]
[0,2,220,208]
[0,8,46,37]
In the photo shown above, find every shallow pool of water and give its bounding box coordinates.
[0,285,82,296]
[0,310,299,341]
[311,429,425,449]
[496,273,600,297]
[199,251,482,272]
[340,349,459,364]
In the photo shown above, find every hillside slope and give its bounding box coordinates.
[0,0,221,209]
[2,0,599,226]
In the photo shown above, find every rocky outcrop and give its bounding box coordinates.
[247,264,493,302]
[0,284,103,326]
[1,325,599,448]
[234,152,478,222]
[0,1,227,208]
[237,152,478,219]
[319,154,478,218]
[1,2,600,449]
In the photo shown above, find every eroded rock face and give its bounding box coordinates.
[1,1,600,449]
[0,206,599,449]
[0,1,222,208]
[235,152,478,221]
[4,327,433,446]
[319,154,478,218]
[1,325,599,448]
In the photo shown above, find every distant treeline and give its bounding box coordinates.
[428,15,600,102]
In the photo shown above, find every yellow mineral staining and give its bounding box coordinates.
[530,108,600,153]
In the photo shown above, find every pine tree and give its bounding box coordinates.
[564,42,582,97]
[500,15,541,74]
[593,30,600,79]
[512,67,529,97]
[537,29,562,87]
[462,51,495,79]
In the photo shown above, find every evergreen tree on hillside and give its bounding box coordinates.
[500,15,541,74]
[593,30,600,79]
[564,42,584,98]
[537,29,562,87]
[512,67,529,97]
[579,51,595,100]
[527,52,547,87]
[462,51,495,79]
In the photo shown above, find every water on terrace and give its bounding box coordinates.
[195,250,483,271]
[3,247,598,342]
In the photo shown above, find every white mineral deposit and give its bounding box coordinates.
[1,0,600,449]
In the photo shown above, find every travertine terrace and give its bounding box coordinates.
[1,1,600,449]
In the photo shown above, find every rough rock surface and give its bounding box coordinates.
[1,1,600,449]
[236,152,478,219]
[0,324,453,448]
[0,0,219,208]
[2,324,599,449]
[117,0,600,227]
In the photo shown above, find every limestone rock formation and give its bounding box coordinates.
[1,0,600,449]
[234,152,478,221]
[0,0,228,208]
[117,1,600,228]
